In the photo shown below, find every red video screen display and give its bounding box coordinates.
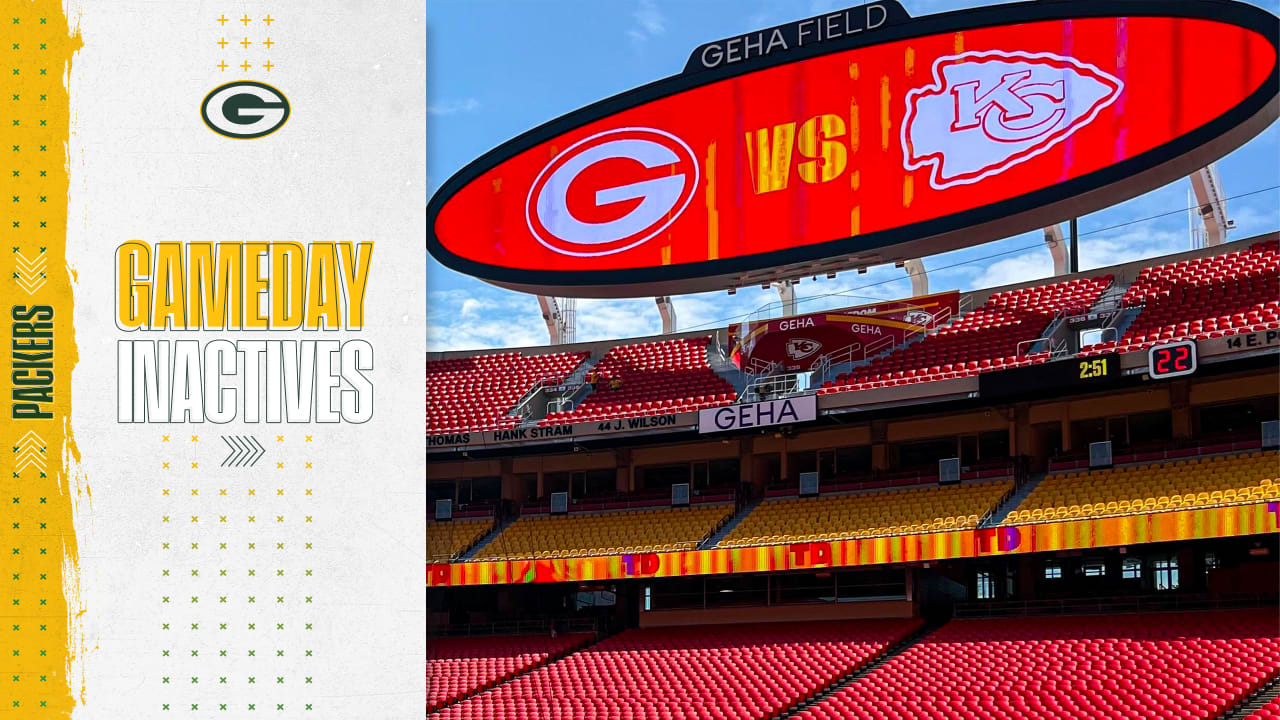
[429,8,1277,294]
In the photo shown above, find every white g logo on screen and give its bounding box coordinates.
[201,81,291,139]
[525,127,699,257]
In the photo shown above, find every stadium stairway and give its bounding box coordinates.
[815,327,933,390]
[706,341,753,396]
[542,356,601,418]
[770,618,943,720]
[456,515,517,561]
[1218,671,1280,720]
[699,495,764,549]
[978,472,1047,528]
[1084,276,1142,345]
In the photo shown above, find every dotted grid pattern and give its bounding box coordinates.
[1,4,79,718]
[214,13,279,74]
[4,432,62,717]
[155,433,318,715]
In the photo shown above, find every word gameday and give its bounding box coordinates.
[114,241,375,424]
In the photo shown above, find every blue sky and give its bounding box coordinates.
[426,0,1280,352]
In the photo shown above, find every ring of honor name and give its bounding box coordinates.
[114,241,374,423]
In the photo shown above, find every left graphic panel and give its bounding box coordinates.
[4,2,427,718]
[1,2,82,717]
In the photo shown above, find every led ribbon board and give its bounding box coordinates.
[427,1,1279,297]
[428,501,1280,587]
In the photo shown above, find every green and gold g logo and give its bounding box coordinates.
[201,81,290,139]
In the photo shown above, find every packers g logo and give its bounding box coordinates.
[525,127,698,257]
[201,81,290,139]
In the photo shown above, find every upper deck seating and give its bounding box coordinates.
[542,336,736,426]
[822,276,1112,393]
[1083,240,1279,355]
[426,350,587,434]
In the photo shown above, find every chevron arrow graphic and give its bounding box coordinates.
[220,435,265,468]
[13,430,47,475]
[221,436,240,467]
[13,250,47,295]
[246,436,264,467]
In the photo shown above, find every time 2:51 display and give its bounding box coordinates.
[1078,356,1112,380]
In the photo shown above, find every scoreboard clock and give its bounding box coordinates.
[979,354,1121,400]
[1147,340,1198,379]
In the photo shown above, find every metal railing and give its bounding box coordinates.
[744,358,783,376]
[506,375,571,420]
[1015,334,1068,359]
[740,371,810,402]
[810,335,897,386]
[979,482,1019,528]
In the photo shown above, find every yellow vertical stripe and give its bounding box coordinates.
[849,99,860,156]
[1,4,82,718]
[879,76,891,151]
[705,142,718,260]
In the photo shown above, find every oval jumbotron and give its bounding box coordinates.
[426,0,1279,298]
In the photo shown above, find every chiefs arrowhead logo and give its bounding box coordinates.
[902,50,1123,190]
[903,310,933,328]
[786,338,822,361]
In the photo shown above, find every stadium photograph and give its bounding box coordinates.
[426,1,1280,718]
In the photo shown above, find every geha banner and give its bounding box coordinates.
[729,291,959,372]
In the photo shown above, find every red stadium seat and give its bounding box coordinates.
[541,336,737,426]
[432,619,921,720]
[427,633,593,713]
[826,276,1113,395]
[792,609,1280,720]
[426,351,589,435]
[1085,240,1280,355]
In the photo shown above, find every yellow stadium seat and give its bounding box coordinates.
[1000,451,1279,526]
[426,516,494,562]
[720,479,1012,548]
[474,502,735,561]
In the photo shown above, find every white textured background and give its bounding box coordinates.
[66,1,426,718]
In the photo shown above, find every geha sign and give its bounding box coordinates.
[699,395,818,434]
[427,1,1279,297]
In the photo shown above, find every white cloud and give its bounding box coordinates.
[1227,196,1280,239]
[427,288,541,351]
[969,251,1055,290]
[627,0,665,47]
[427,98,480,116]
[459,297,494,318]
[632,0,665,35]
